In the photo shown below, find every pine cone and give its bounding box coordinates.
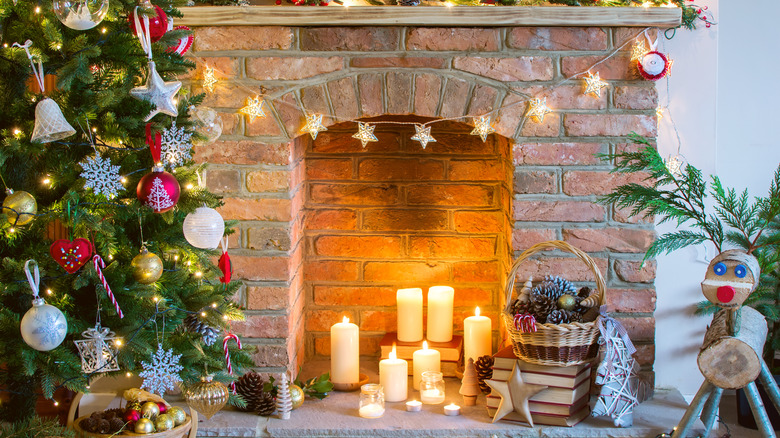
[475,355,494,395]
[577,286,592,298]
[531,282,562,301]
[530,292,556,322]
[235,371,266,412]
[510,298,531,316]
[399,0,420,5]
[566,309,583,323]
[109,417,125,433]
[547,309,570,324]
[255,391,276,417]
[183,313,220,346]
[544,275,577,295]
[80,417,97,433]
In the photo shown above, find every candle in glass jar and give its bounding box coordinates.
[331,316,359,385]
[427,286,454,343]
[463,306,492,363]
[412,341,440,390]
[379,345,408,402]
[397,288,423,342]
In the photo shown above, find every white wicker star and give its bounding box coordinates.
[203,66,217,93]
[139,344,183,395]
[352,122,378,148]
[411,124,436,149]
[302,114,327,140]
[240,96,266,123]
[631,40,648,62]
[80,154,124,198]
[160,121,193,167]
[526,98,552,124]
[665,155,684,178]
[583,72,608,98]
[130,61,181,122]
[470,116,496,143]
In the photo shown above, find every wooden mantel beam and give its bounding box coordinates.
[177,5,682,28]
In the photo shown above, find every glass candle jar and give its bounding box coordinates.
[419,371,445,404]
[358,384,385,418]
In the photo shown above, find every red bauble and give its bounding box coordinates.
[165,25,193,56]
[637,50,670,81]
[157,402,167,414]
[137,170,180,213]
[128,5,168,43]
[50,238,93,274]
[123,409,141,422]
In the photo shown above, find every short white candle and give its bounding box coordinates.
[379,345,408,402]
[397,288,423,342]
[405,400,422,412]
[444,403,461,416]
[412,340,440,390]
[427,286,454,343]
[358,404,385,418]
[420,388,446,404]
[463,306,492,363]
[330,316,359,385]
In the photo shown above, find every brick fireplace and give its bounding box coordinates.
[188,21,660,383]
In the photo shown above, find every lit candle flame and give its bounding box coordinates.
[342,316,349,324]
[423,340,428,350]
[475,306,480,317]
[448,402,458,408]
[390,343,397,360]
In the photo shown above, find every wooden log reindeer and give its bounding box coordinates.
[672,250,780,438]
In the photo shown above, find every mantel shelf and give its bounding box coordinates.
[177,5,681,27]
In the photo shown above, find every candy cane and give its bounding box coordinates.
[93,255,124,319]
[514,314,537,333]
[223,333,242,393]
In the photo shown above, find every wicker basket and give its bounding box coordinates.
[72,415,192,438]
[502,240,605,367]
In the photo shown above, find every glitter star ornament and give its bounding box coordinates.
[583,72,608,98]
[130,61,182,122]
[240,96,266,122]
[411,124,436,149]
[80,154,124,198]
[352,122,377,148]
[160,121,193,167]
[203,66,217,93]
[631,40,648,62]
[303,114,327,140]
[470,116,496,142]
[526,98,552,123]
[139,344,184,395]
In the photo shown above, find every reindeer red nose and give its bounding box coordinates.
[717,286,735,303]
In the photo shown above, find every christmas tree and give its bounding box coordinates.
[0,0,252,421]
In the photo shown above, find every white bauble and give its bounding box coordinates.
[53,0,109,30]
[640,52,665,76]
[189,105,223,146]
[21,298,67,351]
[183,206,225,249]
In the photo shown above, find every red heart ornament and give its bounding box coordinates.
[50,238,93,274]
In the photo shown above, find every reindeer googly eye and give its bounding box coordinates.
[734,264,747,278]
[713,262,727,276]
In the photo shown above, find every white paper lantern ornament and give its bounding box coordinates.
[183,206,225,249]
[20,260,68,352]
[53,0,109,30]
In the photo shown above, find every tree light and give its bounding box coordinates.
[8,228,15,234]
[194,271,203,278]
[115,339,123,347]
[126,372,132,377]
[120,177,128,184]
[53,401,59,406]
[46,289,52,295]
[153,296,159,302]
[12,129,21,136]
[35,6,41,13]
[200,312,207,317]
[211,303,217,308]
[101,27,107,34]
[42,176,51,185]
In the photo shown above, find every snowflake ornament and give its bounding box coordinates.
[139,343,184,395]
[80,154,124,198]
[160,121,193,168]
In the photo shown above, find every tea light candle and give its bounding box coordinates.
[444,403,461,416]
[412,340,440,390]
[405,400,422,412]
[427,286,454,342]
[464,306,492,363]
[379,345,408,402]
[397,288,423,342]
[331,316,359,385]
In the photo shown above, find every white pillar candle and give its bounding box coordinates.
[444,403,461,416]
[412,340,440,390]
[397,288,423,342]
[379,345,408,402]
[331,316,359,385]
[463,306,492,363]
[427,286,454,343]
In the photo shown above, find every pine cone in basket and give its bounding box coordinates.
[182,313,220,346]
[530,292,556,322]
[544,275,577,296]
[255,391,277,416]
[398,0,421,5]
[547,309,570,324]
[109,417,125,432]
[80,417,98,433]
[566,309,583,323]
[531,282,562,301]
[577,286,592,298]
[236,371,266,412]
[510,298,532,316]
[475,355,494,395]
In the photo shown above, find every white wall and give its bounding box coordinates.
[655,0,780,397]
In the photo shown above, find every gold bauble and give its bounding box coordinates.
[184,375,228,420]
[154,413,174,431]
[168,406,187,425]
[132,246,163,284]
[3,190,37,226]
[557,294,577,311]
[141,401,160,419]
[127,400,142,411]
[290,384,304,410]
[134,418,155,434]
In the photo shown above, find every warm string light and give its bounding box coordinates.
[302,114,327,140]
[470,116,496,143]
[203,66,217,93]
[351,122,378,148]
[240,96,266,122]
[525,97,553,123]
[583,71,608,98]
[631,40,649,62]
[410,124,436,149]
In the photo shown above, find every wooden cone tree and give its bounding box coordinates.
[276,373,293,420]
[460,358,481,406]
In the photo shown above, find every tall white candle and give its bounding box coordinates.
[427,286,454,343]
[379,345,408,402]
[412,341,440,390]
[464,306,492,363]
[331,316,359,384]
[397,288,423,342]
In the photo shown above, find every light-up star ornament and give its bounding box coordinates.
[665,155,684,178]
[470,116,496,143]
[203,66,217,93]
[631,40,649,62]
[240,96,266,123]
[352,122,378,148]
[526,97,552,123]
[130,61,182,122]
[411,124,436,149]
[583,71,608,98]
[656,107,664,120]
[303,114,327,140]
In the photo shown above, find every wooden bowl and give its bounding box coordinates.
[332,373,369,392]
[72,415,192,437]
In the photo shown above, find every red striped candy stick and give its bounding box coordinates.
[223,333,242,392]
[93,255,123,319]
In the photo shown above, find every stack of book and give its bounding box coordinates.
[379,333,463,377]
[486,345,592,426]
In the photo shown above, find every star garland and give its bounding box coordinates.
[240,96,266,122]
[583,72,608,98]
[203,66,217,93]
[302,114,327,140]
[526,98,552,124]
[470,116,496,143]
[410,124,436,149]
[352,122,378,148]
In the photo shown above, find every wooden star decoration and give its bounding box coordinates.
[631,40,649,62]
[130,61,182,122]
[203,66,217,93]
[411,124,436,149]
[240,96,266,123]
[583,71,608,98]
[352,122,378,148]
[526,98,552,124]
[303,114,327,140]
[470,116,496,143]
[485,362,548,427]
